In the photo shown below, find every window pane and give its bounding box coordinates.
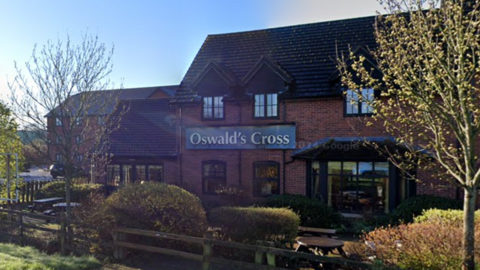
[346,90,359,114]
[213,96,223,118]
[135,165,146,182]
[107,165,120,186]
[254,162,279,196]
[358,162,374,176]
[362,88,374,114]
[56,117,62,126]
[343,162,357,175]
[255,94,265,117]
[255,164,278,178]
[148,165,163,182]
[203,97,213,118]
[203,162,226,194]
[123,165,132,185]
[266,93,278,117]
[374,162,389,177]
[311,161,321,199]
[327,162,342,174]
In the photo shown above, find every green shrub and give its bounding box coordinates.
[104,182,207,237]
[261,194,343,228]
[391,194,462,224]
[364,222,480,269]
[209,206,300,243]
[34,181,102,202]
[414,208,480,226]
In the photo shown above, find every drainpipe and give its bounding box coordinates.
[238,101,242,187]
[179,106,183,186]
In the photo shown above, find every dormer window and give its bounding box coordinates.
[203,96,224,119]
[254,93,278,118]
[345,88,374,116]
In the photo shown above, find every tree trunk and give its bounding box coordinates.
[463,187,477,270]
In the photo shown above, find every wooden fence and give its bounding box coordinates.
[18,180,59,203]
[0,208,67,255]
[113,227,399,270]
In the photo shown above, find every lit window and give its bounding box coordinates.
[203,161,226,194]
[253,161,279,196]
[55,117,62,126]
[203,96,224,119]
[345,88,374,115]
[255,93,278,118]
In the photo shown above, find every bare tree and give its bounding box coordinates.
[339,0,480,268]
[9,33,124,223]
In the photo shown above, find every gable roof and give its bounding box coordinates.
[108,98,177,157]
[172,15,378,103]
[46,86,178,117]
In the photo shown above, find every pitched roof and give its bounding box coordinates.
[46,86,178,117]
[108,98,177,157]
[172,15,377,103]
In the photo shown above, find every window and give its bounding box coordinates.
[123,165,132,185]
[327,161,388,213]
[254,93,278,118]
[98,116,105,125]
[148,165,164,182]
[135,165,146,182]
[106,165,120,186]
[55,117,62,126]
[345,89,374,115]
[56,136,62,144]
[56,154,63,162]
[253,161,280,196]
[76,136,82,145]
[76,154,84,163]
[106,164,163,186]
[203,161,226,194]
[203,96,224,119]
[75,117,82,126]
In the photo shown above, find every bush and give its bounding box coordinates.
[34,181,103,202]
[209,206,300,243]
[390,194,462,224]
[261,194,343,228]
[363,222,480,269]
[104,182,207,237]
[414,208,480,226]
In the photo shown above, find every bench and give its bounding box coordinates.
[30,197,64,212]
[298,226,337,238]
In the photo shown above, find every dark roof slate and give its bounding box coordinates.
[172,16,377,103]
[46,86,178,117]
[108,98,177,157]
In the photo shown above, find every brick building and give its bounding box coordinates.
[49,15,460,214]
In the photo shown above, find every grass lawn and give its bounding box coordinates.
[0,243,101,270]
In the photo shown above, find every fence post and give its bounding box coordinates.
[203,231,213,270]
[114,229,126,260]
[19,212,24,246]
[60,215,66,256]
[255,240,266,265]
[265,241,276,267]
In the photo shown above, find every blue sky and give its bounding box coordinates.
[0,0,385,98]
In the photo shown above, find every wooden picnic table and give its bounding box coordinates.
[295,236,346,256]
[298,226,337,238]
[30,197,64,212]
